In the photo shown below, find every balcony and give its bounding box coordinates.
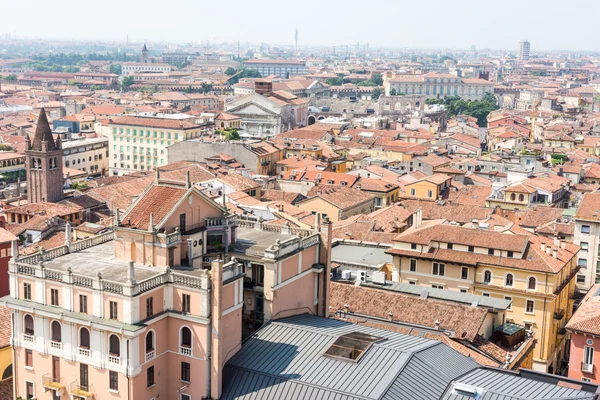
[180,346,192,356]
[145,350,155,362]
[581,362,595,374]
[78,347,91,357]
[43,374,65,393]
[22,333,34,343]
[71,382,94,399]
[107,355,120,364]
[49,340,62,350]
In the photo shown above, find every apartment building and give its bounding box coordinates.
[121,62,171,75]
[0,175,330,400]
[62,136,109,177]
[108,114,203,175]
[244,59,308,78]
[385,214,580,373]
[573,192,600,292]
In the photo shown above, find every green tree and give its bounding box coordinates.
[224,67,236,76]
[370,73,383,86]
[121,76,134,88]
[200,82,213,93]
[4,74,17,81]
[217,128,240,141]
[390,88,397,96]
[109,63,122,75]
[184,86,193,93]
[372,88,382,100]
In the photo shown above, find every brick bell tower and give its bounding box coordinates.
[25,108,64,203]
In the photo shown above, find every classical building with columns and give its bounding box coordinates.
[384,72,494,101]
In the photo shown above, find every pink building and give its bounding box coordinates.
[566,284,600,383]
[1,175,330,399]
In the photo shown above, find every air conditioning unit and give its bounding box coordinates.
[357,270,367,282]
[203,256,212,263]
[372,271,386,285]
[341,270,352,280]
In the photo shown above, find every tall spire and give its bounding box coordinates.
[31,108,56,151]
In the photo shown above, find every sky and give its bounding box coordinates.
[3,0,600,51]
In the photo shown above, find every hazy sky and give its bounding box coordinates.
[3,0,600,51]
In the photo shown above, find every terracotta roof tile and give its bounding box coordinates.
[121,185,187,230]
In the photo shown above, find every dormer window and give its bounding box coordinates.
[324,332,386,362]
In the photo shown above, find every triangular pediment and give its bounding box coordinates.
[227,101,280,117]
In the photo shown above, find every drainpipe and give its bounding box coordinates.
[541,272,548,367]
[11,312,16,399]
[126,339,131,400]
[210,259,223,399]
[322,217,333,317]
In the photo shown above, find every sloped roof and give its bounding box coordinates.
[31,107,57,151]
[121,184,187,230]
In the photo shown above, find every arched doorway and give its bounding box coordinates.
[308,115,316,125]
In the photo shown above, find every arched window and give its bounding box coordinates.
[180,326,192,348]
[79,327,90,349]
[505,274,514,287]
[146,331,155,353]
[518,194,524,202]
[483,270,492,284]
[528,277,537,290]
[24,315,34,335]
[510,193,516,201]
[109,335,120,357]
[51,321,61,342]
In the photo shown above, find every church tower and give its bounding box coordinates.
[25,108,64,203]
[142,44,148,63]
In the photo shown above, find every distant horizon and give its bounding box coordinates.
[3,0,600,53]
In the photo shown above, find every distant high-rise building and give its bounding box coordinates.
[294,27,298,55]
[518,40,531,61]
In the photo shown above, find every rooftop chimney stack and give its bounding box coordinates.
[127,261,136,285]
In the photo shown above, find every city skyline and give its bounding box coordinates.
[2,0,600,52]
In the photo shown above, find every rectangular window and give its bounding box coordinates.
[411,243,417,250]
[488,248,494,255]
[109,370,118,391]
[51,289,59,306]
[468,246,474,253]
[432,262,445,276]
[181,362,191,382]
[584,346,594,366]
[26,381,34,399]
[579,258,588,268]
[447,243,453,250]
[147,366,155,387]
[427,190,433,198]
[146,297,154,318]
[482,293,490,297]
[582,225,591,234]
[577,275,586,284]
[182,294,191,313]
[460,289,467,293]
[461,267,468,280]
[581,242,589,250]
[23,283,31,300]
[507,251,514,257]
[431,284,444,289]
[409,259,417,272]
[410,188,416,196]
[25,349,33,367]
[526,300,535,314]
[505,296,512,310]
[109,301,118,320]
[80,363,89,390]
[79,295,88,313]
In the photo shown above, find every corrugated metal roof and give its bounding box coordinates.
[361,281,511,310]
[221,315,597,400]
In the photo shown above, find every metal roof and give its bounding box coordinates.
[361,281,512,310]
[221,314,479,400]
[331,244,393,268]
[443,368,597,400]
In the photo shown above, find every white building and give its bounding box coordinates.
[384,73,494,101]
[107,113,203,175]
[121,62,172,75]
[62,136,110,177]
[244,59,308,78]
[518,40,531,62]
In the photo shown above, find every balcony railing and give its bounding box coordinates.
[50,340,62,350]
[180,346,192,356]
[43,374,65,392]
[71,381,94,399]
[145,350,155,362]
[553,310,565,320]
[581,362,595,374]
[22,333,34,343]
[107,355,120,364]
[78,347,90,357]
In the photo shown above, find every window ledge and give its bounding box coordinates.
[24,366,33,371]
[109,389,119,394]
[147,384,156,389]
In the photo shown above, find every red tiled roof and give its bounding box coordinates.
[122,185,187,230]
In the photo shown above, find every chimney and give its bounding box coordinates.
[552,248,558,259]
[553,236,560,248]
[546,247,552,255]
[387,312,393,322]
[434,319,441,330]
[541,243,546,252]
[414,208,423,228]
[64,222,72,247]
[127,260,136,285]
[560,241,566,250]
